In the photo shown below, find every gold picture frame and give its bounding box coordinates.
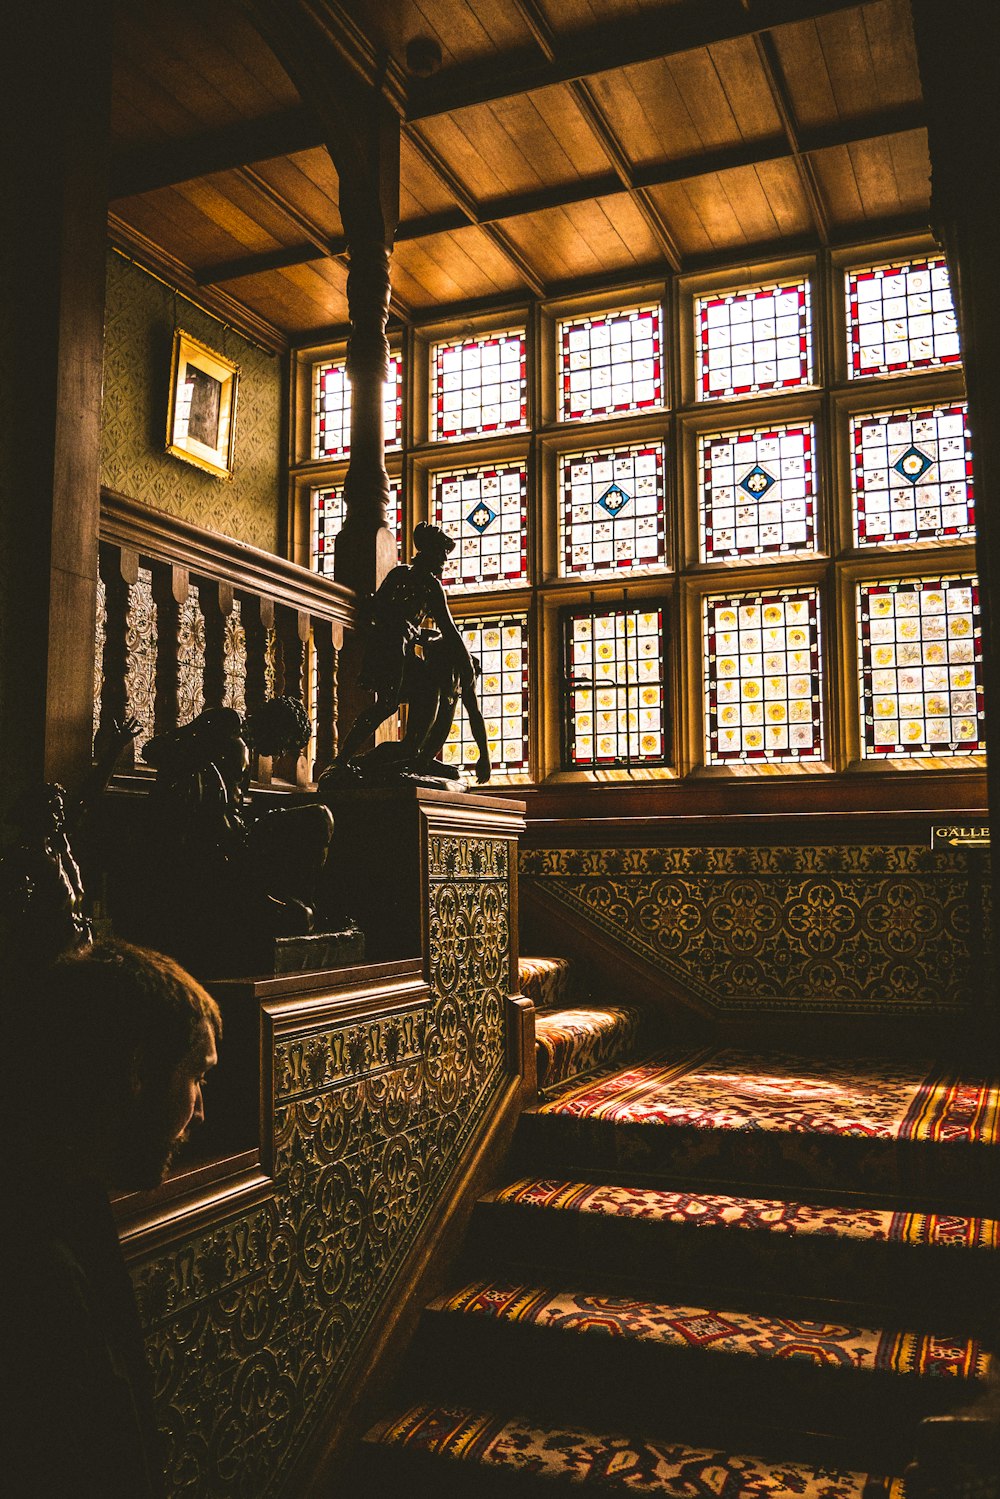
[166,329,239,479]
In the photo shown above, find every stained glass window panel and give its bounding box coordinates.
[440,615,530,778]
[851,403,974,546]
[704,589,823,763]
[857,576,984,757]
[560,441,666,577]
[696,280,812,401]
[846,258,960,379]
[431,330,527,442]
[312,354,403,458]
[699,423,816,561]
[558,304,663,422]
[433,462,528,591]
[311,483,402,576]
[564,605,667,768]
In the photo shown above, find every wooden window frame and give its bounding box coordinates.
[288,232,983,804]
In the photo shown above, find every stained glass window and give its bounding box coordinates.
[857,576,983,757]
[558,304,663,422]
[433,462,528,591]
[564,605,667,768]
[440,615,530,778]
[312,354,403,458]
[704,589,823,763]
[560,442,666,577]
[696,279,812,401]
[851,403,974,547]
[846,258,960,379]
[311,483,402,576]
[699,423,816,561]
[431,330,526,442]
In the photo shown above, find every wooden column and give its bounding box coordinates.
[0,0,112,809]
[235,3,401,764]
[913,3,1000,1038]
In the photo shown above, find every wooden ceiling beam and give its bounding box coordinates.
[751,28,830,243]
[406,0,873,121]
[192,104,924,286]
[403,129,546,296]
[510,0,684,273]
[111,0,875,203]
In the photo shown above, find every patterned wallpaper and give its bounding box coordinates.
[101,252,284,553]
[520,843,991,1015]
[128,824,513,1497]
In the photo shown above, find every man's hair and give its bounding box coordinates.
[44,939,221,1106]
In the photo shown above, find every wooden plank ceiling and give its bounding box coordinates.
[109,0,929,345]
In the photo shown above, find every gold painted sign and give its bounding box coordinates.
[930,824,990,848]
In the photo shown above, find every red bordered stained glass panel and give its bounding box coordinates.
[433,461,528,591]
[857,576,983,757]
[310,483,402,575]
[558,304,663,422]
[696,280,812,401]
[441,614,530,779]
[851,403,974,546]
[559,441,666,577]
[846,258,960,379]
[312,355,403,457]
[564,605,667,768]
[699,422,816,561]
[704,588,824,763]
[431,330,527,442]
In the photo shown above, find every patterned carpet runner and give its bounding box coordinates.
[366,1404,905,1496]
[358,959,1000,1495]
[429,1277,991,1381]
[519,956,578,1011]
[522,1048,1000,1208]
[537,1049,1000,1143]
[535,1005,642,1089]
[520,956,643,1090]
[484,1178,1000,1252]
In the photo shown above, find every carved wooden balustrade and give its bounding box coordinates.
[97,489,356,785]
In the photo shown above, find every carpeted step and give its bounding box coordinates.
[535,1004,643,1090]
[403,1277,990,1466]
[519,956,581,1011]
[359,1402,905,1497]
[464,1178,1000,1329]
[516,1047,1000,1214]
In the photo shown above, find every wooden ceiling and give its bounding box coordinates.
[108,0,930,348]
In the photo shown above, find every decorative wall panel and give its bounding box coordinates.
[101,253,282,553]
[127,812,517,1498]
[521,844,990,1015]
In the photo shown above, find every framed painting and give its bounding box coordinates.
[166,329,239,479]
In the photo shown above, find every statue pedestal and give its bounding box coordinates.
[321,784,526,968]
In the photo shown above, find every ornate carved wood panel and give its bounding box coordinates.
[124,796,523,1497]
[521,842,990,1015]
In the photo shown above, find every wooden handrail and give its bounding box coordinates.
[100,487,358,631]
[95,489,359,784]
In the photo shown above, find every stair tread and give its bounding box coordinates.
[533,1046,1000,1145]
[364,1401,905,1495]
[519,956,577,1011]
[427,1278,992,1381]
[482,1177,1000,1250]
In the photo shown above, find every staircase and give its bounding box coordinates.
[352,959,1000,1496]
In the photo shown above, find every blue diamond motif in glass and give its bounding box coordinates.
[467,502,497,532]
[597,483,631,515]
[738,464,776,498]
[893,445,934,484]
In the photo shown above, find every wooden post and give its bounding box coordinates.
[0,0,112,807]
[913,3,1000,1044]
[334,239,397,599]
